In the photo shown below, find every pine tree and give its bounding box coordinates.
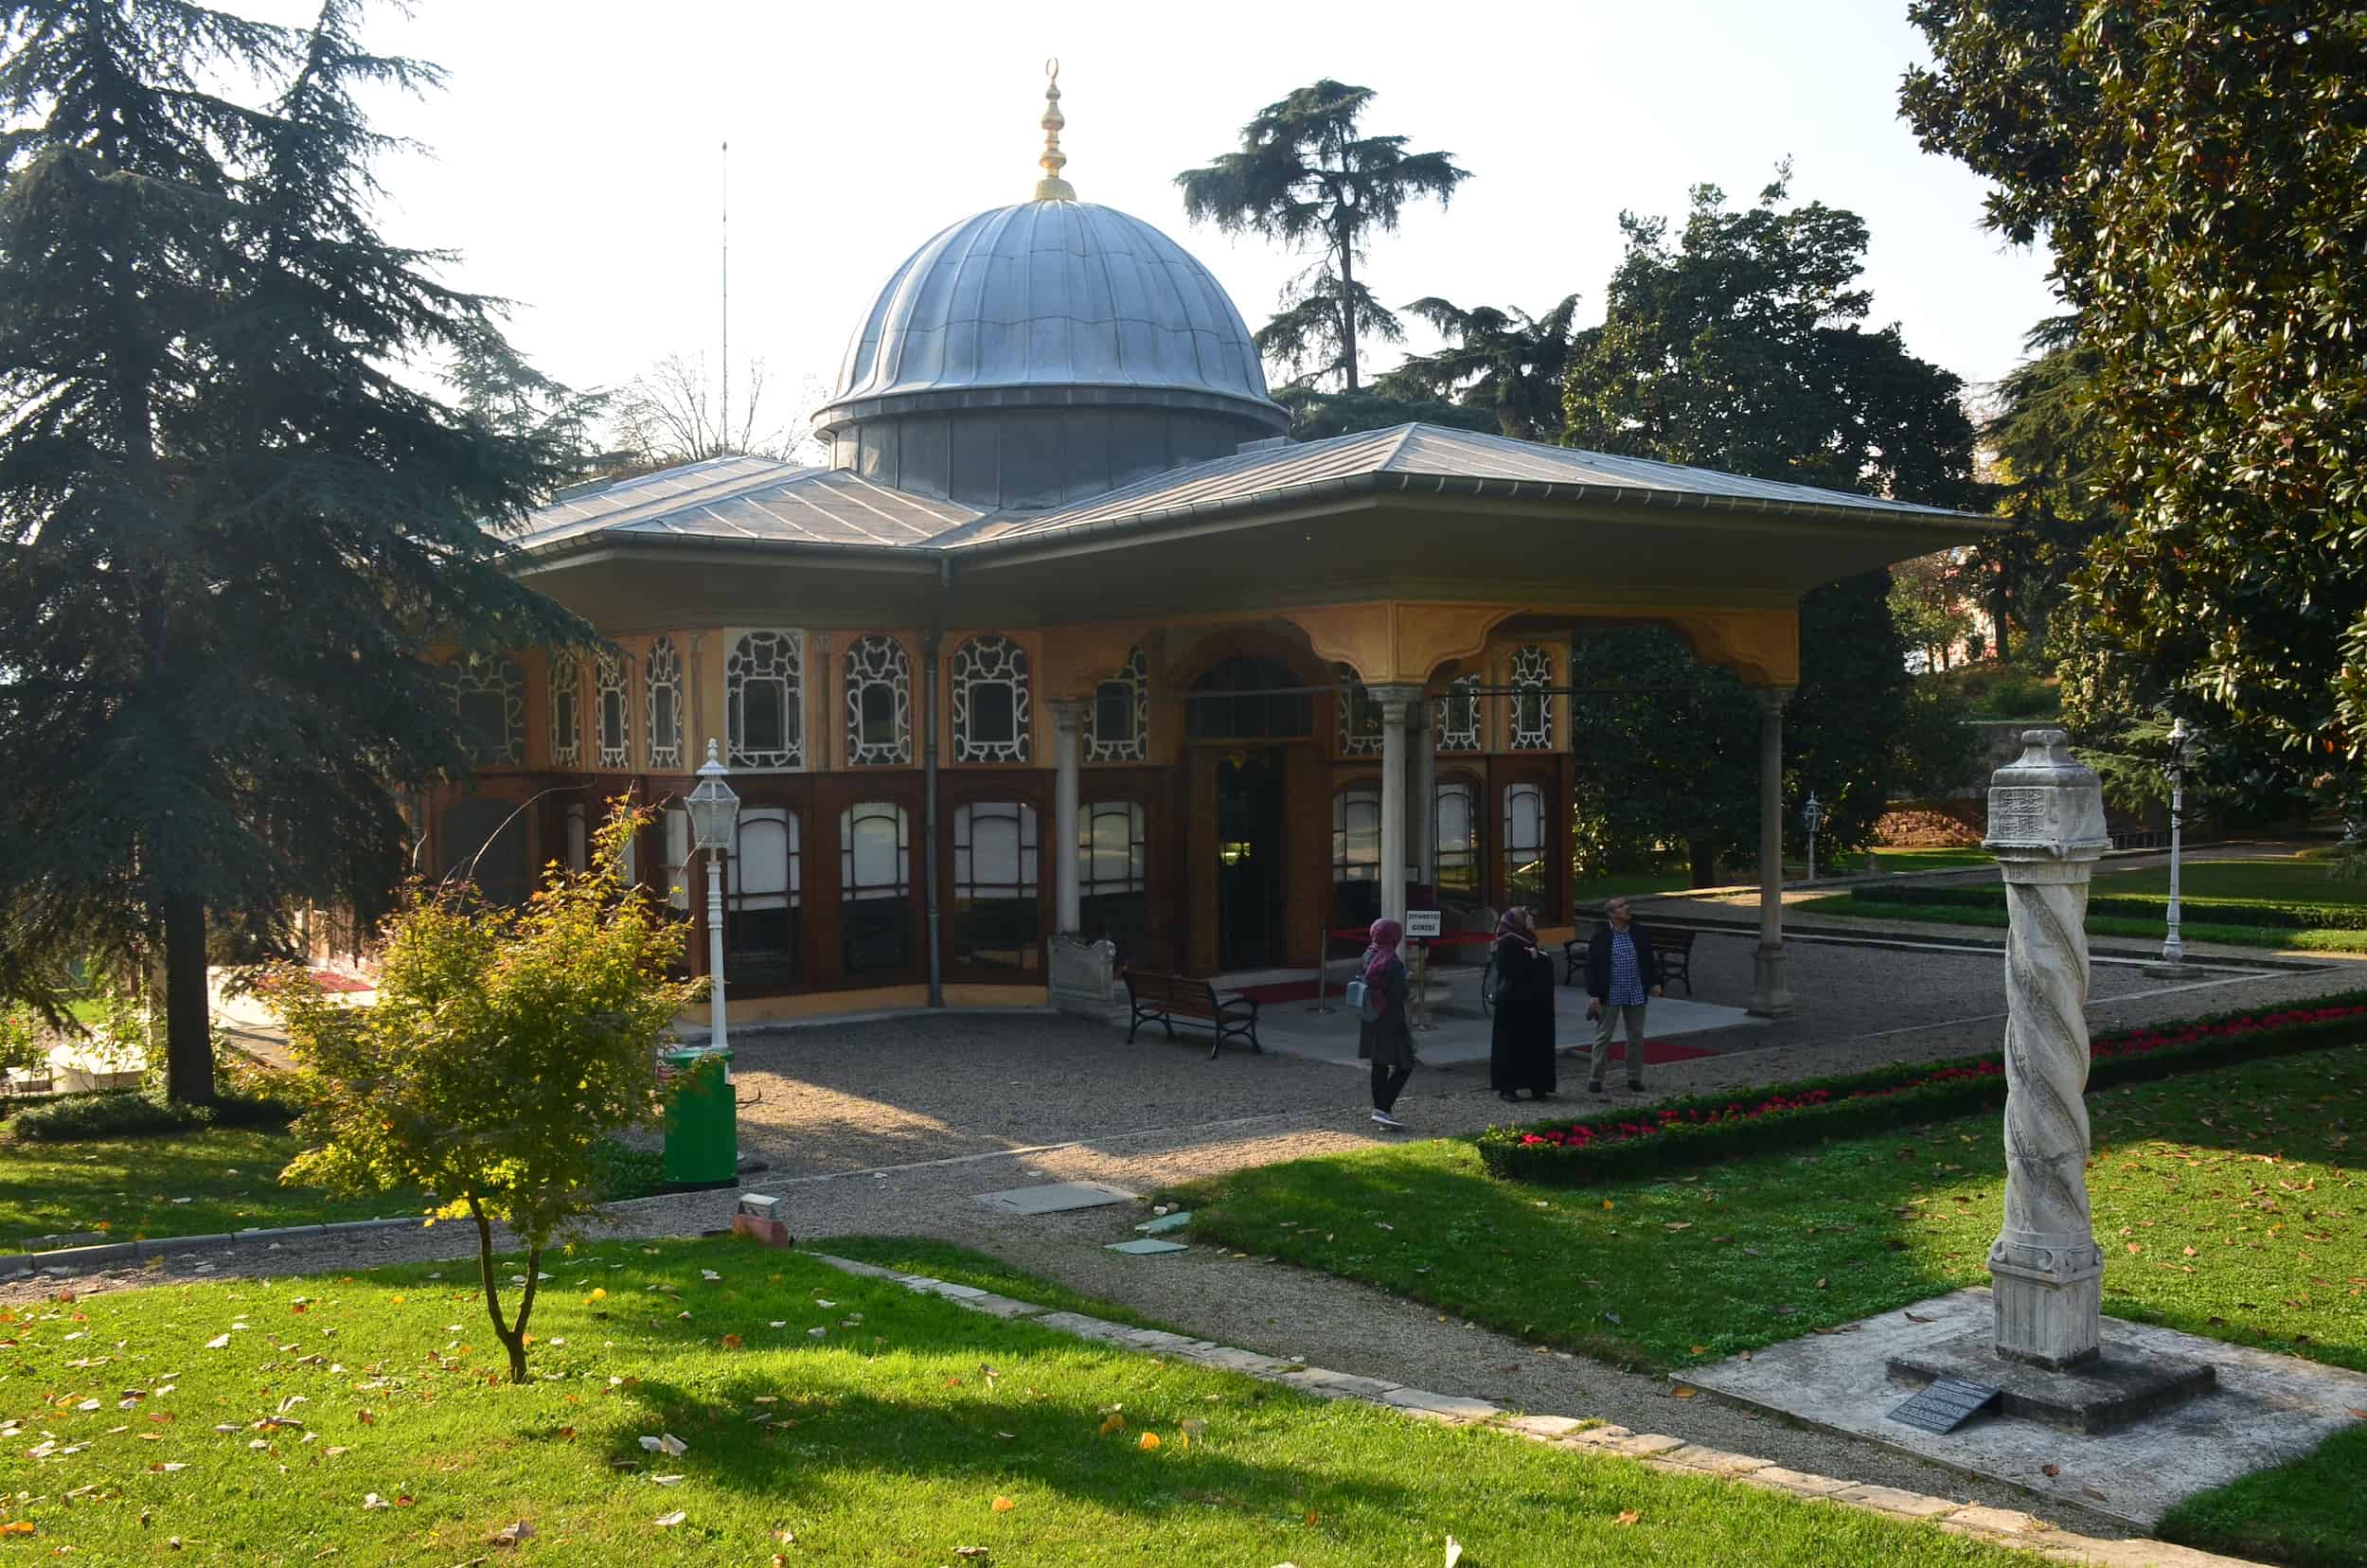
[0,0,584,1100]
[1177,80,1468,393]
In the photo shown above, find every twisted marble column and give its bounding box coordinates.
[1983,731,2111,1368]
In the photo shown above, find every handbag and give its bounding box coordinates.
[1345,974,1384,1023]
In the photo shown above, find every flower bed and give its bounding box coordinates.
[1477,994,2367,1185]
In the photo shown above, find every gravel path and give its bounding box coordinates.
[13,946,2361,1542]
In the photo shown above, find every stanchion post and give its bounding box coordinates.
[1308,919,1335,1013]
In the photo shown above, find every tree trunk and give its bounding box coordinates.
[470,1201,538,1384]
[1991,577,2013,664]
[1336,229,1360,393]
[163,892,215,1104]
[1687,837,1719,889]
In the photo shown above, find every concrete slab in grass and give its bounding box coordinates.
[1682,1286,2367,1529]
[1134,1210,1192,1235]
[1105,1238,1188,1256]
[973,1180,1138,1216]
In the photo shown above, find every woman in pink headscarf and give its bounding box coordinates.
[1356,916,1416,1130]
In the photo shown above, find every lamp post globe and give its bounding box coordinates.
[686,739,740,1051]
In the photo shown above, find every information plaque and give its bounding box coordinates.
[1404,910,1443,937]
[1887,1376,2002,1434]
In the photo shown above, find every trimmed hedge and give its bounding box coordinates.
[1851,879,2367,932]
[0,1087,298,1144]
[1477,993,2367,1185]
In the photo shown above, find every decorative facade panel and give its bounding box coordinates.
[594,650,632,770]
[952,634,1031,763]
[844,633,913,765]
[547,652,581,768]
[645,635,684,772]
[1084,646,1148,762]
[450,653,525,768]
[1434,675,1481,753]
[727,630,804,770]
[1510,644,1556,751]
[1336,668,1382,757]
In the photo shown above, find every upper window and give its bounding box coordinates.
[1185,655,1309,739]
[1505,781,1548,900]
[844,634,913,766]
[952,801,1041,972]
[727,807,802,987]
[595,650,632,769]
[1337,668,1382,757]
[645,636,684,772]
[547,653,581,768]
[952,634,1031,763]
[1435,675,1480,753]
[1510,645,1556,751]
[1435,780,1479,893]
[727,630,804,770]
[1332,785,1382,928]
[451,653,525,768]
[1085,647,1148,762]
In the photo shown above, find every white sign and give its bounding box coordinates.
[1403,910,1443,937]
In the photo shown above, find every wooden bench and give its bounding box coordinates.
[1561,927,1699,996]
[1123,971,1262,1060]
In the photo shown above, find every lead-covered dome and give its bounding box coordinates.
[821,201,1283,420]
[813,200,1290,508]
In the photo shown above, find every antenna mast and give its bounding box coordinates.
[720,138,730,456]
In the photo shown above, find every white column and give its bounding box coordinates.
[705,847,728,1049]
[1984,729,2110,1366]
[1373,686,1422,932]
[1050,700,1084,935]
[1749,686,1795,1017]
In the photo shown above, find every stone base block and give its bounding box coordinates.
[730,1213,792,1248]
[1889,1328,2216,1434]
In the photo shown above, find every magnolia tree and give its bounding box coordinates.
[274,806,696,1383]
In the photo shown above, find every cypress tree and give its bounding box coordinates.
[0,0,584,1100]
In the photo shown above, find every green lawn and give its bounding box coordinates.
[1871,846,1996,872]
[0,1127,429,1249]
[0,1238,2038,1567]
[2101,856,2367,907]
[1571,868,1693,906]
[1175,1043,2364,1372]
[1793,893,2367,953]
[1175,1044,2367,1566]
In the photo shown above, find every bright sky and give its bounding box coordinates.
[285,0,2059,441]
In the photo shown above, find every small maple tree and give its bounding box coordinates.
[275,802,695,1381]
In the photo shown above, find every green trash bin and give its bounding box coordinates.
[660,1045,738,1188]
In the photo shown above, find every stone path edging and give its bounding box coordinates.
[808,1252,2261,1568]
[4,1215,423,1277]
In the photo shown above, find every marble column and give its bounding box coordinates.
[1373,686,1423,932]
[1749,686,1795,1017]
[1049,700,1084,935]
[1984,729,2110,1367]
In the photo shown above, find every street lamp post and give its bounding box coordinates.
[1802,793,1824,886]
[2159,718,2193,970]
[684,739,741,1051]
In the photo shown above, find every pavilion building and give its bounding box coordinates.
[426,80,1988,1020]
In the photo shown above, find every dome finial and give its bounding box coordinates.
[1034,58,1077,202]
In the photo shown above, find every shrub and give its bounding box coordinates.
[1478,995,2367,1185]
[588,1137,666,1203]
[1,1086,297,1143]
[275,802,695,1382]
[1848,880,2367,932]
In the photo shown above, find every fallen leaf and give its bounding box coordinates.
[721,1334,742,1351]
[2042,1464,2060,1478]
[1137,1431,1162,1450]
[1903,1312,1934,1324]
[2081,1487,2108,1502]
[489,1520,534,1547]
[1688,1345,1708,1356]
[653,1510,687,1527]
[1663,1221,1692,1231]
[1445,1537,1464,1567]
[1672,1386,1696,1399]
[1614,1509,1641,1526]
[363,1493,390,1511]
[1098,1413,1125,1435]
[991,1496,1015,1513]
